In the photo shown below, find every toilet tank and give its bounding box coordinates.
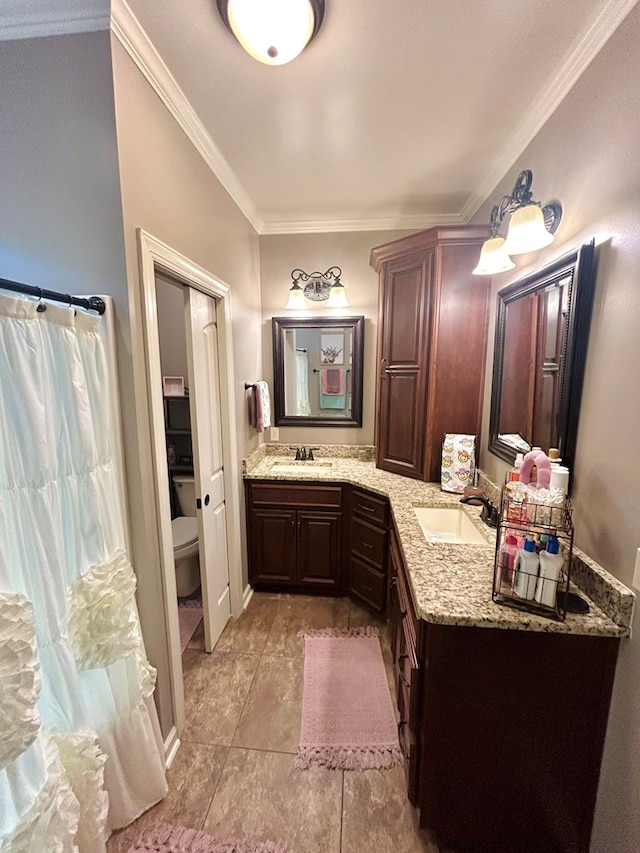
[173,475,196,517]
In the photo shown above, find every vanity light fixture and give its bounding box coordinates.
[216,0,325,66]
[473,170,563,275]
[285,266,350,309]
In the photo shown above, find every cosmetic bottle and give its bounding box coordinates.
[500,534,518,582]
[548,448,563,466]
[535,536,564,608]
[513,536,539,600]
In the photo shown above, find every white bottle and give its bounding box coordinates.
[535,536,564,608]
[512,536,539,600]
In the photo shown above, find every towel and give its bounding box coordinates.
[441,433,476,493]
[321,368,345,395]
[249,381,271,432]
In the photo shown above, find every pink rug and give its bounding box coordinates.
[295,627,404,770]
[128,824,288,853]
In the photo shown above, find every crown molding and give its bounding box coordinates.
[0,4,109,41]
[461,0,639,224]
[110,0,262,233]
[260,212,465,235]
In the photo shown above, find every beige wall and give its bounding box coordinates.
[259,230,412,446]
[111,36,262,736]
[474,8,640,849]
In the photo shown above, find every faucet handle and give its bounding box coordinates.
[308,447,319,460]
[294,447,302,461]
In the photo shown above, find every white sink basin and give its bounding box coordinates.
[413,506,489,545]
[270,461,333,474]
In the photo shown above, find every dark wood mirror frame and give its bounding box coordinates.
[272,315,365,427]
[489,240,597,480]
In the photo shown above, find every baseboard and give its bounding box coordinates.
[242,584,254,611]
[164,726,181,769]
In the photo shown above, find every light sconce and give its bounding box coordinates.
[216,0,325,66]
[473,170,563,275]
[285,266,350,309]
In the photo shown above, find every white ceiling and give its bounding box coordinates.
[2,0,638,233]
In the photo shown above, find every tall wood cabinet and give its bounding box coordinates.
[370,226,490,482]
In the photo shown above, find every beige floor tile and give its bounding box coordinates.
[342,766,437,853]
[106,742,227,852]
[232,655,303,753]
[182,651,260,745]
[204,747,342,853]
[214,594,279,655]
[263,595,351,657]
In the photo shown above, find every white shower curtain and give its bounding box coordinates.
[0,293,167,851]
[295,350,311,416]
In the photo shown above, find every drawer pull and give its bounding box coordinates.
[358,504,376,513]
[362,541,374,549]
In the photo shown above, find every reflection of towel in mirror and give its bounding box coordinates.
[320,369,345,409]
[249,380,271,432]
[321,369,345,395]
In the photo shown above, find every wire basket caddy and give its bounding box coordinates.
[492,486,574,621]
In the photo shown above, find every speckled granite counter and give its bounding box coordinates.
[243,445,634,638]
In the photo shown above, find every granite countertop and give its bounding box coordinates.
[243,445,634,638]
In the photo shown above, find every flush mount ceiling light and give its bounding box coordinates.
[216,0,325,66]
[473,170,563,276]
[285,266,350,309]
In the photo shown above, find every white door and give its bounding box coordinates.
[185,288,231,652]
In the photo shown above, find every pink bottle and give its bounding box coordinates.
[500,534,518,582]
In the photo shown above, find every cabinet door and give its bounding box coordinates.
[248,508,297,585]
[296,510,343,589]
[376,250,434,479]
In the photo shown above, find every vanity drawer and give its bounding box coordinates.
[349,557,386,613]
[352,488,389,526]
[351,517,387,570]
[249,482,342,509]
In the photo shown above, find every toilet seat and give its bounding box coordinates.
[172,516,199,559]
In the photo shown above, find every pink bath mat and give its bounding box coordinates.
[295,627,403,771]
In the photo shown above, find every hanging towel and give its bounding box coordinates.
[249,380,271,432]
[321,368,345,395]
[441,433,476,493]
[320,370,346,409]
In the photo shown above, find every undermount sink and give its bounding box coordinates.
[270,460,333,474]
[413,506,489,545]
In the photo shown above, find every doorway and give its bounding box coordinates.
[137,229,244,759]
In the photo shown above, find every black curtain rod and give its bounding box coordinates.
[0,276,106,315]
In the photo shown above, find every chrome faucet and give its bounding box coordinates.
[460,495,499,528]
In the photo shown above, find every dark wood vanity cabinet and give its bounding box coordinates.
[348,488,389,613]
[370,226,490,482]
[246,482,344,592]
[388,524,620,853]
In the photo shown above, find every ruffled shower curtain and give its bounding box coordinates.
[295,350,311,416]
[0,293,167,851]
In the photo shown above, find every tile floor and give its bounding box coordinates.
[107,593,438,852]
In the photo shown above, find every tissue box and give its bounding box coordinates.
[441,433,476,493]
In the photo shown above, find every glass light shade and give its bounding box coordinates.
[285,284,307,309]
[472,237,516,276]
[504,204,555,255]
[325,283,350,308]
[226,0,315,66]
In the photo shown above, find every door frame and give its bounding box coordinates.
[137,228,244,744]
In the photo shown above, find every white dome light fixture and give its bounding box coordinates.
[216,0,325,66]
[472,170,562,276]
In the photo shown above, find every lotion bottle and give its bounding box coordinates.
[500,534,518,582]
[513,536,539,600]
[535,536,564,607]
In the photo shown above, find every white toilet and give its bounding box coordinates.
[171,475,201,597]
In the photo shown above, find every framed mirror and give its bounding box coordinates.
[489,240,597,476]
[272,316,365,427]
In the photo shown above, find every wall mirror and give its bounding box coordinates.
[489,240,597,476]
[272,316,364,427]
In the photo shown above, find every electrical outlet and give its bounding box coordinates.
[270,427,279,442]
[633,547,640,591]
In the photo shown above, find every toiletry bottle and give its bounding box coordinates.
[513,536,539,600]
[500,534,518,583]
[506,472,527,523]
[548,448,562,466]
[535,535,564,608]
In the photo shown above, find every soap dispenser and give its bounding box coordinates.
[513,536,539,600]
